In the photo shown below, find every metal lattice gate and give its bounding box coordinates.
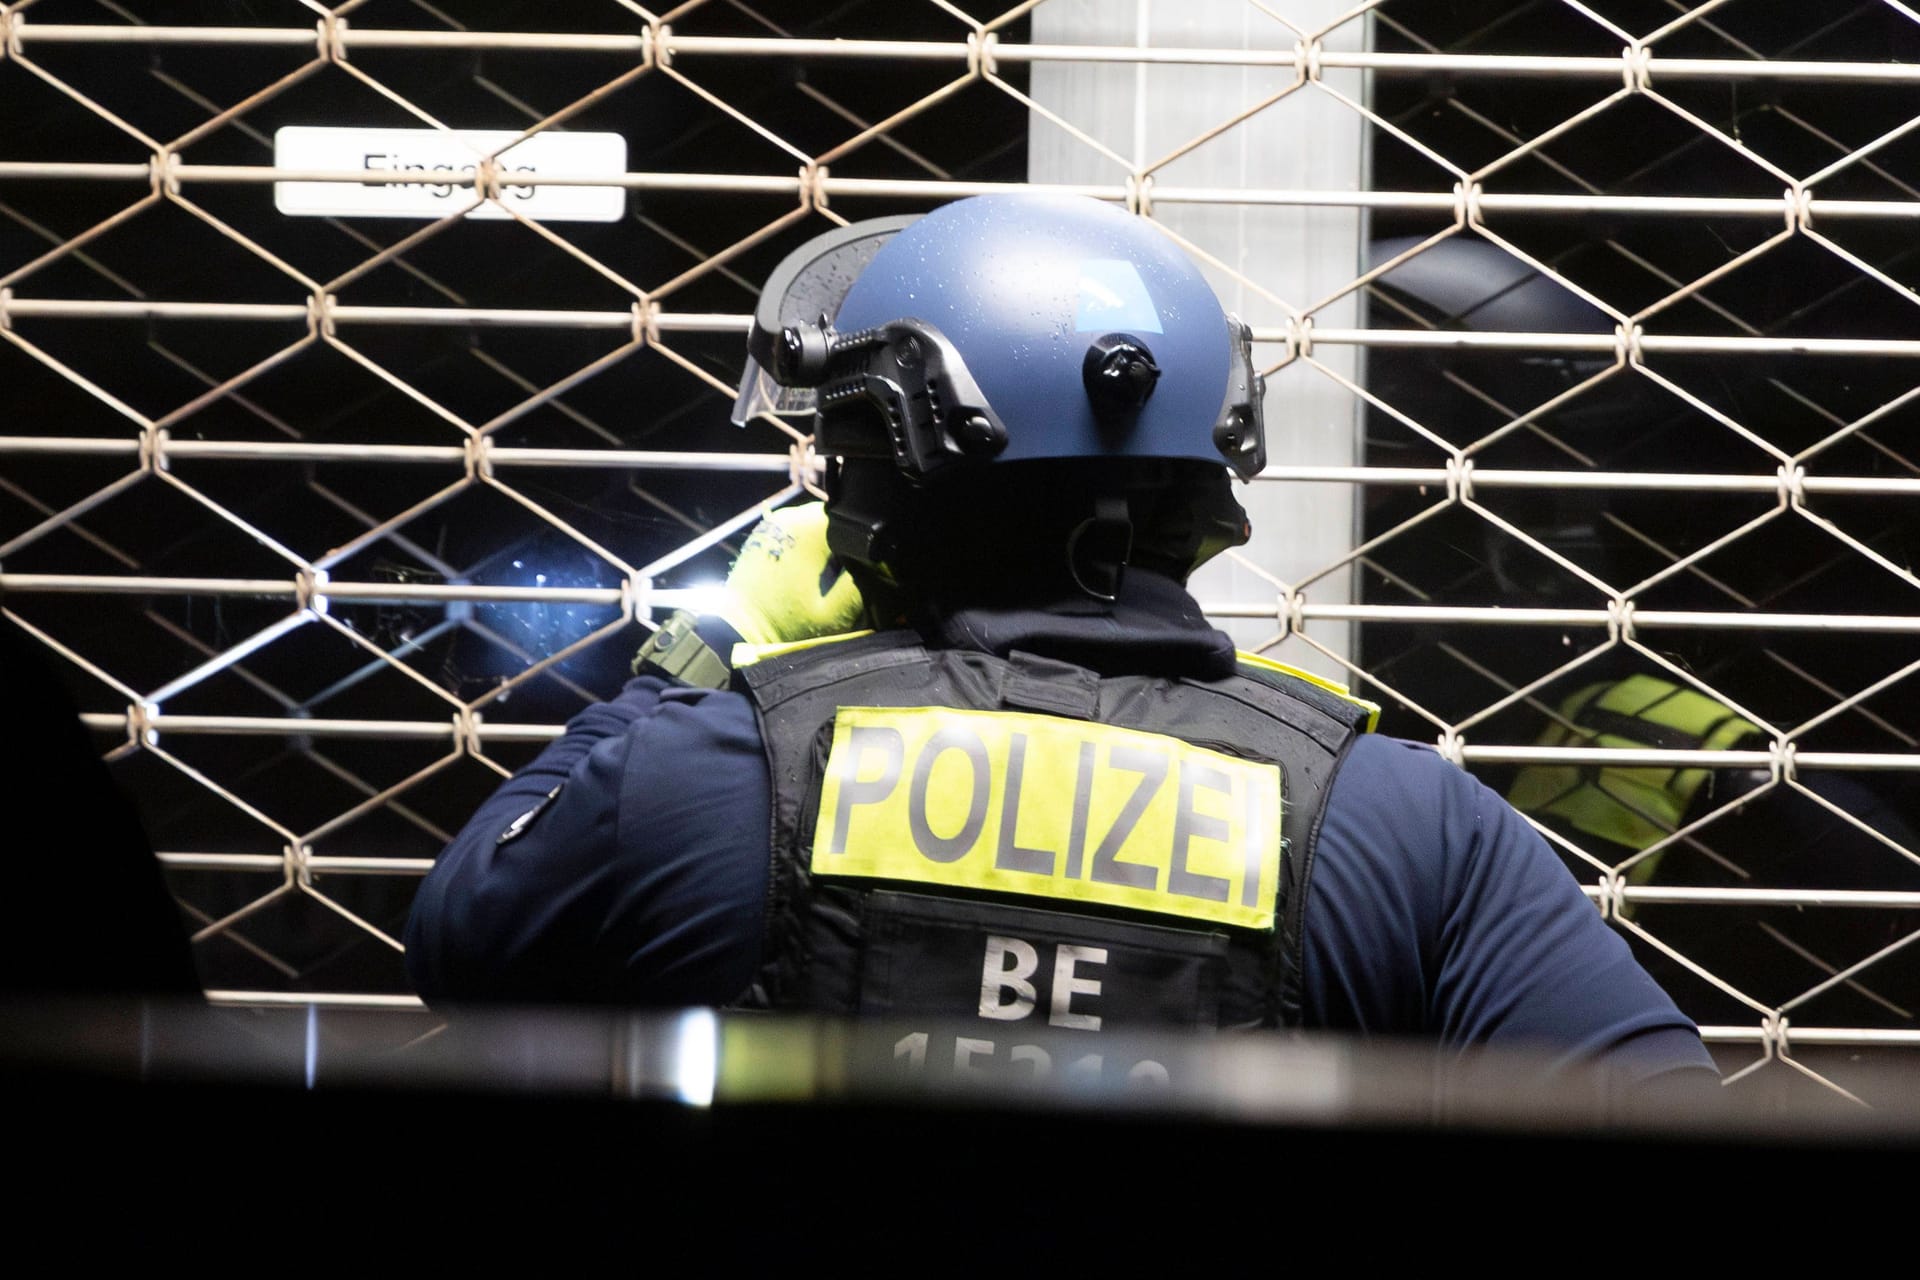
[3,1,1917,1105]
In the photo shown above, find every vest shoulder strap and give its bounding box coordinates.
[737,630,928,709]
[1235,650,1379,734]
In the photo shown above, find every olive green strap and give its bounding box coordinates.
[631,609,730,689]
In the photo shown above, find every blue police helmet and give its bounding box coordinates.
[737,194,1265,483]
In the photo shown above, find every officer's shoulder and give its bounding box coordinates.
[658,679,756,712]
[1340,733,1452,769]
[610,670,752,713]
[1314,737,1496,900]
[638,681,764,755]
[1329,735,1480,806]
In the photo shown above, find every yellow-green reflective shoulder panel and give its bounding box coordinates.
[730,630,876,670]
[813,706,1284,930]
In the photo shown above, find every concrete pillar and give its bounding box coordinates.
[1029,0,1367,675]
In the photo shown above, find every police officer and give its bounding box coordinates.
[404,195,1716,1086]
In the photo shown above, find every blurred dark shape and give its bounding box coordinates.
[1369,234,1614,336]
[1,611,199,998]
[1509,675,1920,1015]
[6,1000,1908,1254]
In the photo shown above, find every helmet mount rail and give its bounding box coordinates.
[1212,316,1265,478]
[778,316,1011,481]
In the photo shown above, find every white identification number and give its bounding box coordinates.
[892,1031,1170,1087]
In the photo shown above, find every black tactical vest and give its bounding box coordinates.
[735,632,1368,1041]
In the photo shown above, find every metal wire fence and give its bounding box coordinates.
[2,0,1917,1104]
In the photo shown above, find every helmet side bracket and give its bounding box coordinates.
[1212,316,1266,480]
[811,320,1011,480]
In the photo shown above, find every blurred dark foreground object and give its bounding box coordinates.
[0,613,198,998]
[4,999,1909,1257]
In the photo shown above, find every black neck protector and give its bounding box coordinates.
[918,567,1236,681]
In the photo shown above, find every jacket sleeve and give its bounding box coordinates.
[1302,734,1719,1083]
[403,677,770,1007]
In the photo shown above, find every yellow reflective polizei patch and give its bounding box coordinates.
[812,706,1284,930]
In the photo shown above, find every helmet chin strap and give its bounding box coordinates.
[1065,495,1134,602]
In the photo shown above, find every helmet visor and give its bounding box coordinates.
[729,361,815,427]
[729,214,920,428]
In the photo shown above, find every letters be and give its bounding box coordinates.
[977,934,1105,1031]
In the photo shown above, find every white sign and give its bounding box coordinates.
[273,126,627,222]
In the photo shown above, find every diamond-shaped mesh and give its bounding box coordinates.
[4,0,1918,1104]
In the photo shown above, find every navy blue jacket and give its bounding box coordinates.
[406,601,1716,1083]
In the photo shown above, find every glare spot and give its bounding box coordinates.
[674,1008,718,1107]
[679,581,733,616]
